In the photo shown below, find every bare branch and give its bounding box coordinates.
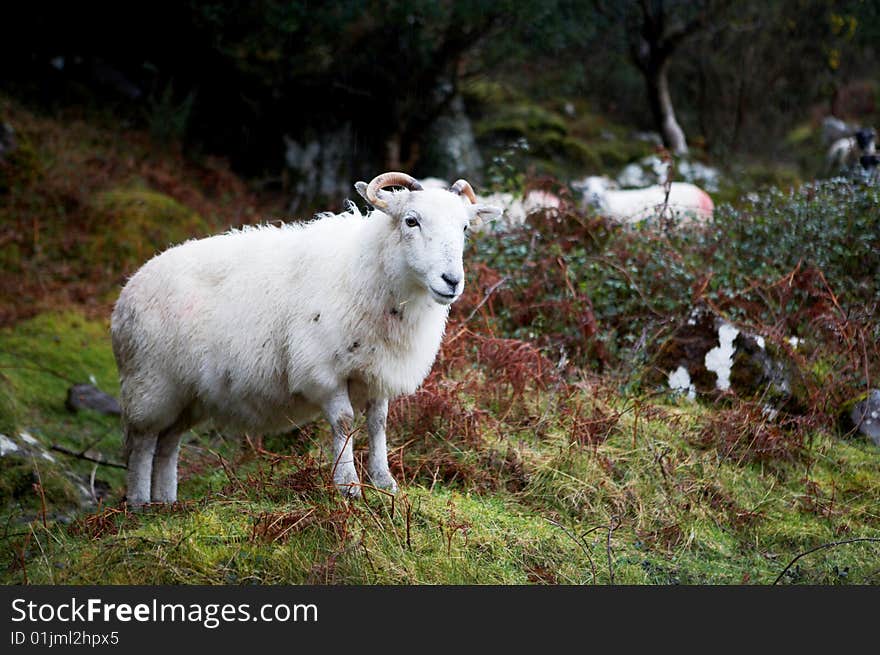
[49,444,127,469]
[773,538,880,585]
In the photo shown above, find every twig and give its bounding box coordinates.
[274,508,317,543]
[89,463,99,503]
[404,495,413,551]
[772,537,880,585]
[545,517,597,584]
[32,459,48,530]
[463,275,509,323]
[606,516,620,585]
[50,444,127,469]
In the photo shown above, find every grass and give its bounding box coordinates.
[2,311,878,585]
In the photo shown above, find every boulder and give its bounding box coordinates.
[418,95,483,184]
[65,384,121,416]
[284,123,357,211]
[840,389,880,446]
[646,306,810,411]
[615,155,721,192]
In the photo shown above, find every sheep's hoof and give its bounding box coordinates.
[334,468,362,499]
[368,469,398,494]
[337,482,362,499]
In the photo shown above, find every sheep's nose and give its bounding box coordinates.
[441,273,461,292]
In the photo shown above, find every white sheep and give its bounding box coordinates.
[826,127,876,174]
[573,176,714,224]
[419,177,560,231]
[476,190,561,231]
[111,172,501,505]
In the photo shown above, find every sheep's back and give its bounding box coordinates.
[111,223,357,423]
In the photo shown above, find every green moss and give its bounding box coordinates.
[84,188,210,273]
[0,311,125,524]
[0,457,81,514]
[476,105,568,141]
[785,122,815,146]
[589,139,650,169]
[0,374,20,435]
[461,78,521,108]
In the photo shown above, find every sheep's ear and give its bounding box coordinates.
[470,203,503,227]
[354,181,369,202]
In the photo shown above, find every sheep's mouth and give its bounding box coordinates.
[429,287,458,304]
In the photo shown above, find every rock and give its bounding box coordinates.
[633,130,663,146]
[0,123,16,163]
[617,162,653,188]
[418,95,483,184]
[646,306,809,410]
[729,331,809,413]
[65,384,121,416]
[646,306,729,396]
[284,124,357,211]
[841,389,880,446]
[0,431,107,519]
[615,155,721,192]
[0,433,21,456]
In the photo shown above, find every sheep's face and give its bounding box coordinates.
[386,188,500,305]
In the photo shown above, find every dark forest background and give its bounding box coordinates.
[4,1,878,188]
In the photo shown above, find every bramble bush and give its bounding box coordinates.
[460,177,879,400]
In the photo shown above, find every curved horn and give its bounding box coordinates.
[449,179,477,204]
[365,172,423,209]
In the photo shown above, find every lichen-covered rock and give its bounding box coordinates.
[729,332,810,413]
[616,155,722,192]
[646,305,810,410]
[839,389,880,446]
[283,123,357,211]
[419,95,484,183]
[644,306,726,396]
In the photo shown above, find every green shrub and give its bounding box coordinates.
[469,177,879,388]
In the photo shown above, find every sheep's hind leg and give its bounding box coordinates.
[126,431,157,507]
[151,430,184,503]
[366,398,397,493]
[324,392,361,498]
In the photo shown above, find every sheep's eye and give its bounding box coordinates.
[463,224,469,233]
[404,216,420,228]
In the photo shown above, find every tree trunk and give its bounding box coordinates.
[646,60,688,156]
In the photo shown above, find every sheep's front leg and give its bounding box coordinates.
[324,392,361,498]
[366,398,398,493]
[151,430,183,503]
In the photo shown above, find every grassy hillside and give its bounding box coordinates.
[1,99,879,585]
